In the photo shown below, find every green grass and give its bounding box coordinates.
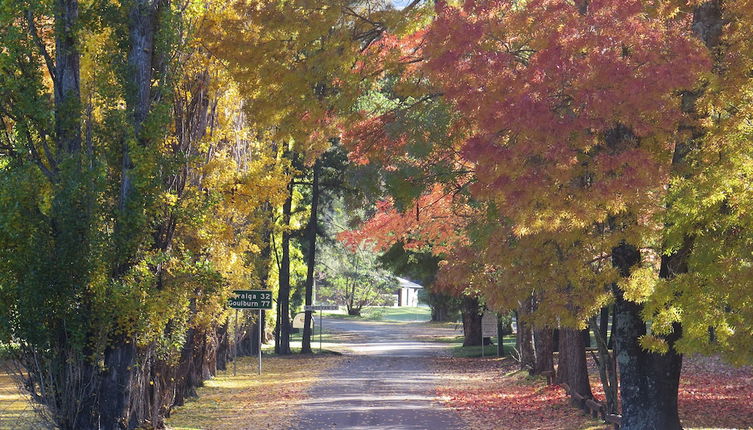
[257,328,346,355]
[450,336,517,358]
[322,306,432,322]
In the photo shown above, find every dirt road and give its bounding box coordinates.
[292,318,463,429]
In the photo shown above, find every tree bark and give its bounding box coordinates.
[516,304,535,371]
[590,316,618,415]
[302,160,320,354]
[612,243,683,430]
[216,322,230,371]
[461,296,482,346]
[98,341,137,430]
[611,4,723,429]
[95,2,168,428]
[275,178,294,355]
[54,0,81,154]
[614,295,683,430]
[556,327,593,399]
[532,328,555,375]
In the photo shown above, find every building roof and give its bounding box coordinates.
[396,276,423,289]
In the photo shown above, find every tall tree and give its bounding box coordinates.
[275,176,295,355]
[301,159,320,353]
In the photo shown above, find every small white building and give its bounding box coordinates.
[395,277,423,307]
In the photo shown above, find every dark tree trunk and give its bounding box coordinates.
[275,179,294,355]
[250,311,264,355]
[516,305,535,371]
[590,316,619,415]
[236,314,259,357]
[532,328,555,375]
[97,2,167,428]
[173,328,199,407]
[54,0,81,154]
[431,302,449,322]
[581,328,591,348]
[610,5,722,426]
[614,295,683,430]
[497,320,507,356]
[250,206,273,357]
[612,243,683,430]
[216,322,230,371]
[429,292,455,322]
[302,160,320,354]
[608,304,617,350]
[599,306,610,346]
[97,341,137,430]
[556,328,593,399]
[461,296,482,346]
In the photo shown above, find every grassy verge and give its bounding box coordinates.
[440,336,517,358]
[167,354,343,430]
[0,363,48,430]
[261,330,344,355]
[321,306,432,322]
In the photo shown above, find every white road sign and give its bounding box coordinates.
[482,311,498,337]
[304,304,338,311]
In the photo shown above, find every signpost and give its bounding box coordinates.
[481,311,498,358]
[304,304,338,352]
[229,290,273,376]
[229,290,273,309]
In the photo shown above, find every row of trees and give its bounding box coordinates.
[0,1,418,428]
[0,0,306,427]
[3,0,753,429]
[340,1,753,429]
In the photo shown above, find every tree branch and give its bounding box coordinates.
[25,10,56,84]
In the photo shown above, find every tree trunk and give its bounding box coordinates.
[614,295,683,429]
[275,179,293,355]
[431,302,449,322]
[590,316,618,415]
[461,296,482,346]
[94,2,168,428]
[497,319,507,356]
[516,305,535,371]
[216,322,230,371]
[97,341,137,430]
[608,304,617,350]
[54,0,81,154]
[612,243,683,430]
[532,328,555,375]
[427,292,453,322]
[302,160,320,354]
[608,5,722,427]
[599,306,610,347]
[556,327,593,399]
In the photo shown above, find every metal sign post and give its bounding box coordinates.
[233,309,238,376]
[258,309,262,375]
[228,290,272,375]
[481,326,484,358]
[304,304,338,353]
